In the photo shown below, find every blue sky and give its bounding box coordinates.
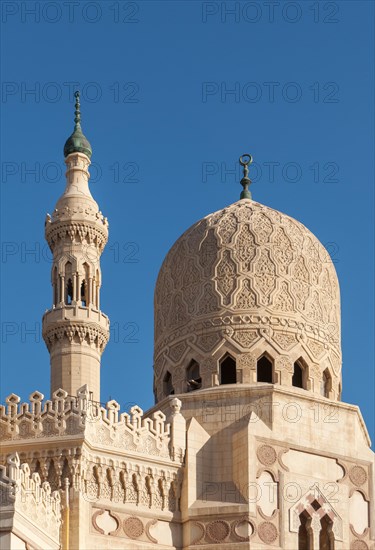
[1,1,374,442]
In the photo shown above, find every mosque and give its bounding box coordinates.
[0,92,373,550]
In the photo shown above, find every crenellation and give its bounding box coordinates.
[0,386,184,467]
[0,453,61,548]
[2,97,373,549]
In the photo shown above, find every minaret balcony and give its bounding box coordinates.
[42,303,109,331]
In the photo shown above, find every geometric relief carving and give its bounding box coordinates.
[307,338,326,359]
[168,341,188,363]
[195,332,221,352]
[306,290,323,322]
[349,466,367,487]
[274,281,293,312]
[123,516,144,539]
[273,227,293,273]
[206,520,230,543]
[292,255,310,310]
[257,445,277,466]
[182,258,201,312]
[231,329,258,348]
[257,521,278,544]
[169,293,188,327]
[216,250,237,306]
[254,250,276,304]
[307,237,322,284]
[198,282,219,315]
[199,229,218,277]
[191,517,255,545]
[272,332,297,351]
[235,224,255,271]
[252,212,273,244]
[236,279,256,309]
[217,213,237,244]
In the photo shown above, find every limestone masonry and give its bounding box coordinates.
[0,94,373,550]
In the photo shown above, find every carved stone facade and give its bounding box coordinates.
[0,453,61,549]
[1,104,373,549]
[154,200,342,402]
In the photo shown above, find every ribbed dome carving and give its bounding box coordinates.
[154,199,341,402]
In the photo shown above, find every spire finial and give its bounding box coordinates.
[74,90,81,129]
[239,154,253,199]
[63,91,92,159]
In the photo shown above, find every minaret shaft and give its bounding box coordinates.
[42,99,109,402]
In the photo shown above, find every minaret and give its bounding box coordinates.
[42,92,109,402]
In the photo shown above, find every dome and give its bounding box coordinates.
[64,126,92,159]
[154,198,341,402]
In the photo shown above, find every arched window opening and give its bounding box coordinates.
[298,511,313,550]
[187,360,201,392]
[163,371,174,396]
[319,515,334,550]
[321,369,332,398]
[292,361,305,389]
[219,355,237,384]
[53,267,58,306]
[338,383,342,401]
[66,278,73,305]
[95,269,100,308]
[64,262,73,305]
[81,280,87,306]
[257,356,273,383]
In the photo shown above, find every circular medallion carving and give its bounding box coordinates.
[258,521,278,544]
[257,445,277,466]
[123,516,144,539]
[351,541,368,550]
[206,520,230,542]
[349,466,367,486]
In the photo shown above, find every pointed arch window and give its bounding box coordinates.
[66,279,73,305]
[65,262,73,305]
[95,269,100,308]
[81,262,90,306]
[319,515,334,550]
[187,360,201,392]
[53,267,58,306]
[257,355,273,383]
[321,369,332,398]
[292,360,307,389]
[298,511,313,550]
[219,355,237,384]
[163,371,174,396]
[81,280,87,306]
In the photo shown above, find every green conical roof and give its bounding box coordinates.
[63,91,92,159]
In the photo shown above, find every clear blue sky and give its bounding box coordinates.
[1,1,374,443]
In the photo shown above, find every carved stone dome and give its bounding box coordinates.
[154,199,341,402]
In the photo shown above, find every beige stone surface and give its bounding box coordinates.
[154,199,341,403]
[0,120,373,549]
